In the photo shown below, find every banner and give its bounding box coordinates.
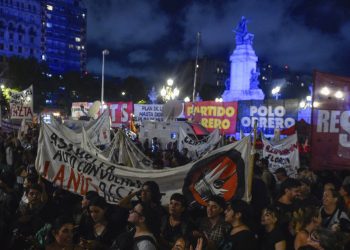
[184,101,238,134]
[133,104,164,123]
[237,100,298,136]
[262,133,299,178]
[36,122,251,205]
[178,128,221,160]
[51,110,111,145]
[9,85,33,119]
[72,102,132,127]
[311,71,350,170]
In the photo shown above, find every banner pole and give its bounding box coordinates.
[247,120,257,202]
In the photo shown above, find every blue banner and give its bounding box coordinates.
[237,99,299,136]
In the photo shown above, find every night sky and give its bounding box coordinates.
[83,0,350,84]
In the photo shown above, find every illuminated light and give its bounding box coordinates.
[75,37,81,42]
[215,97,223,102]
[46,22,52,28]
[299,101,306,108]
[26,96,31,102]
[167,78,174,86]
[173,87,179,97]
[320,87,330,96]
[313,101,320,108]
[0,84,4,89]
[301,83,304,87]
[82,13,85,18]
[306,96,312,101]
[76,46,81,50]
[121,91,126,96]
[81,46,85,50]
[53,112,60,117]
[196,64,199,68]
[42,54,46,60]
[271,86,280,95]
[184,96,190,102]
[47,5,53,11]
[160,88,166,97]
[334,90,344,99]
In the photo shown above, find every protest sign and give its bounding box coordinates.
[237,100,298,136]
[36,122,251,205]
[262,133,299,178]
[9,85,33,119]
[311,71,350,170]
[133,104,164,123]
[184,101,238,134]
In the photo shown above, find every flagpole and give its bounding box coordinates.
[247,120,257,202]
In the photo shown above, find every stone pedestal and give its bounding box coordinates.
[222,17,265,102]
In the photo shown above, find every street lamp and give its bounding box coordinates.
[160,78,180,102]
[101,49,109,109]
[271,86,281,100]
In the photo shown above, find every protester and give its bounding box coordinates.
[292,206,321,250]
[196,195,230,248]
[45,216,82,250]
[320,188,350,232]
[339,184,350,214]
[260,206,286,250]
[218,199,258,250]
[160,193,192,249]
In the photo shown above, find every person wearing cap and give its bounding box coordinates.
[195,195,230,248]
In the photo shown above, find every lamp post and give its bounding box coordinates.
[271,86,281,100]
[160,78,180,102]
[101,49,109,109]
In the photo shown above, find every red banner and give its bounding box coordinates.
[184,101,238,134]
[311,71,350,170]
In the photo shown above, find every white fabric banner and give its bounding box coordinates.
[50,110,111,145]
[178,128,221,160]
[35,121,251,204]
[262,133,300,178]
[133,104,164,123]
[9,85,33,119]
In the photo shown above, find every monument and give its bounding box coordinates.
[222,16,265,101]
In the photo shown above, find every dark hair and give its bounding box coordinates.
[170,193,187,208]
[341,184,350,196]
[274,167,287,175]
[291,206,319,233]
[313,228,347,250]
[25,183,43,194]
[280,178,301,194]
[139,202,161,237]
[325,189,344,209]
[89,195,108,210]
[260,158,269,168]
[263,205,280,221]
[85,190,99,201]
[229,199,253,227]
[143,181,162,205]
[46,216,74,245]
[207,195,226,209]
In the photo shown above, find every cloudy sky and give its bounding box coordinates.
[83,0,350,83]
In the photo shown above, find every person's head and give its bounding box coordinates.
[207,195,226,219]
[260,158,269,170]
[49,216,75,247]
[322,189,342,208]
[307,228,347,250]
[81,190,99,209]
[171,236,191,250]
[225,199,252,226]
[25,183,42,205]
[292,207,321,233]
[280,178,301,201]
[299,178,312,198]
[128,202,159,236]
[297,167,307,179]
[23,173,39,189]
[323,182,335,192]
[89,196,108,223]
[261,206,279,228]
[169,193,186,218]
[339,184,350,198]
[274,167,288,182]
[141,181,162,205]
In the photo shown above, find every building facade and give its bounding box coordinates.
[0,0,86,74]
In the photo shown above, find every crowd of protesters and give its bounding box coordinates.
[1,125,350,250]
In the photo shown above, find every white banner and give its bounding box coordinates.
[178,128,221,160]
[35,121,251,204]
[9,85,33,119]
[51,110,111,145]
[133,104,164,123]
[262,133,299,178]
